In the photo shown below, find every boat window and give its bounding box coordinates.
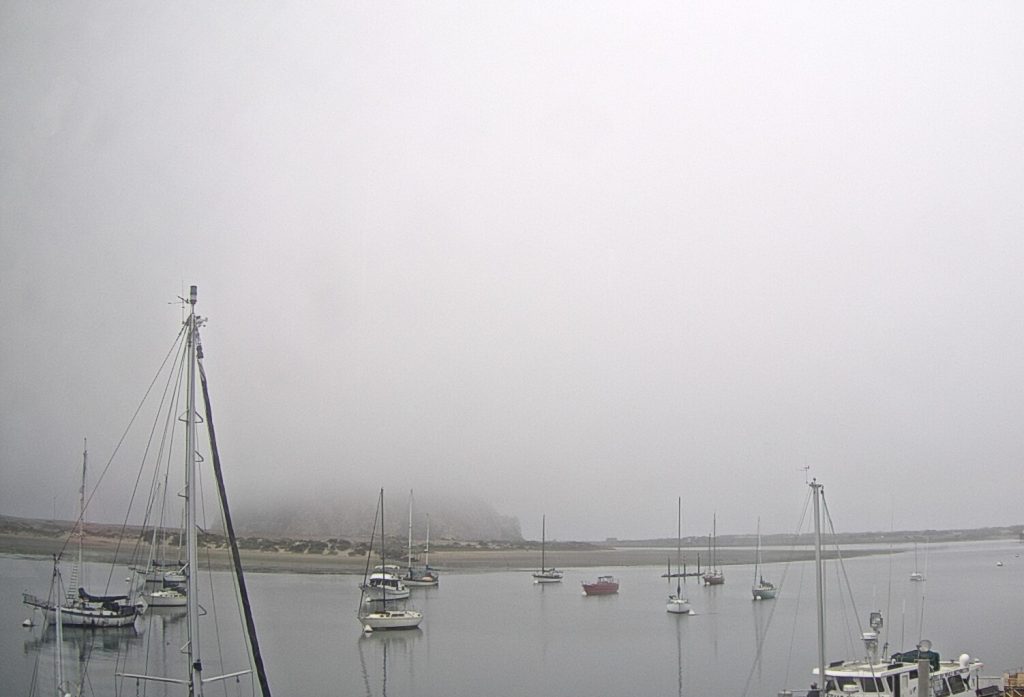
[836,677,857,689]
[947,675,967,694]
[860,677,886,692]
[932,676,950,697]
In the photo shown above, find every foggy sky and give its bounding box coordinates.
[2,2,1023,541]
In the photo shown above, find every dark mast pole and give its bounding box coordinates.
[194,314,272,697]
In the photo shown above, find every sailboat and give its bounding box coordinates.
[402,490,439,587]
[910,541,925,582]
[23,440,140,628]
[134,480,187,608]
[131,462,188,590]
[791,480,985,697]
[114,285,273,696]
[358,488,424,631]
[667,497,692,614]
[701,513,725,586]
[532,515,563,583]
[751,517,776,600]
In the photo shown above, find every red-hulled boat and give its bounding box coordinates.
[582,575,619,596]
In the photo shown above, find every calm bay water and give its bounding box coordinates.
[3,540,1021,696]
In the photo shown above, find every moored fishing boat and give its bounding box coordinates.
[791,480,986,697]
[361,568,411,601]
[582,575,619,596]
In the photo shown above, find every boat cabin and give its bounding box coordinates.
[817,651,983,697]
[365,572,405,591]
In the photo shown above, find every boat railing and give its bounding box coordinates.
[978,674,1010,695]
[22,592,47,609]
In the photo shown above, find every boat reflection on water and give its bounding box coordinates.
[675,613,684,697]
[24,621,139,653]
[23,621,139,694]
[357,626,423,697]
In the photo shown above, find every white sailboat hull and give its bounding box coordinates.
[144,588,187,607]
[360,610,423,630]
[24,594,138,628]
[667,596,691,614]
[403,575,439,587]
[532,572,563,583]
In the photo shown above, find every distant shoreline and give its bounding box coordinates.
[2,513,1019,576]
[0,530,892,575]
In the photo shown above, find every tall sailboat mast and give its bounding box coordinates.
[72,438,87,602]
[712,513,717,570]
[425,514,431,569]
[407,490,414,572]
[753,517,760,585]
[184,285,202,695]
[675,497,682,598]
[541,515,546,570]
[811,479,826,689]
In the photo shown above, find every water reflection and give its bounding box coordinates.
[747,590,771,691]
[23,621,141,696]
[675,614,684,697]
[23,622,139,653]
[356,628,422,697]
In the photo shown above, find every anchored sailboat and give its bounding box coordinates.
[910,540,925,582]
[358,488,423,631]
[667,497,691,614]
[403,490,439,587]
[702,513,724,586]
[23,440,140,628]
[751,517,776,600]
[532,515,563,583]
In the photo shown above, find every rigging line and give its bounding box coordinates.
[822,494,885,678]
[360,493,383,609]
[741,574,787,697]
[884,507,895,656]
[821,493,858,658]
[56,323,188,577]
[746,482,816,697]
[741,498,807,697]
[196,461,234,697]
[917,574,927,642]
[780,483,813,691]
[208,448,259,696]
[197,330,271,697]
[102,333,191,598]
[126,338,188,574]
